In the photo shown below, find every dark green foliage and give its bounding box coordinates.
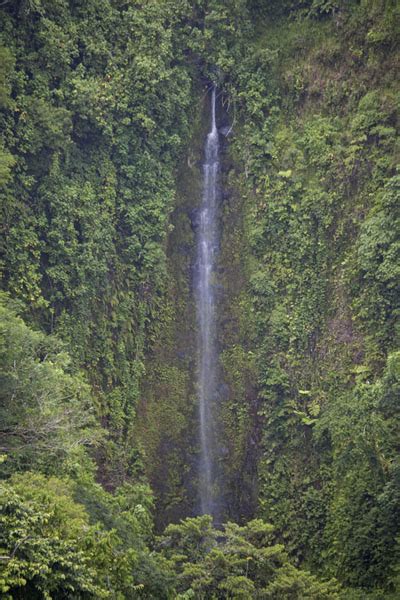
[0,471,174,599]
[0,0,399,597]
[159,515,340,598]
[0,473,112,599]
[0,296,175,597]
[212,1,400,596]
[0,293,98,474]
[316,352,400,588]
[353,175,400,356]
[0,0,194,487]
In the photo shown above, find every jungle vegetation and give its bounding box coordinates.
[0,0,399,598]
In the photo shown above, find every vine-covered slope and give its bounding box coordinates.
[217,0,400,594]
[0,0,194,487]
[0,1,399,598]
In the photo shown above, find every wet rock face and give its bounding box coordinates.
[195,87,222,519]
[189,208,201,231]
[220,125,232,137]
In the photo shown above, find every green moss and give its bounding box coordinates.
[137,85,211,527]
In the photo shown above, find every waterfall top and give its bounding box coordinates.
[210,87,217,138]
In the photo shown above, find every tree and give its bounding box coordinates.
[159,516,340,598]
[0,293,99,474]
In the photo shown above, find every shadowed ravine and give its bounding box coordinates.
[196,87,220,517]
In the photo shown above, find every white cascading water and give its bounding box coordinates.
[196,87,220,516]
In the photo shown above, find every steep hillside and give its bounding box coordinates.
[218,0,400,593]
[0,1,399,598]
[0,0,194,488]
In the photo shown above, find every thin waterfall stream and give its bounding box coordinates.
[196,87,220,517]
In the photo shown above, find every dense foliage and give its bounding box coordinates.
[159,515,340,598]
[0,0,194,488]
[212,1,400,597]
[1,0,399,598]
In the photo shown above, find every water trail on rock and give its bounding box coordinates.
[196,86,220,517]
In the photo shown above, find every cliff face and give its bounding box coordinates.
[141,2,400,592]
[136,88,207,528]
[138,87,260,527]
[1,1,399,597]
[214,2,400,591]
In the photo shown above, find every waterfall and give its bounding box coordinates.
[196,87,220,516]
